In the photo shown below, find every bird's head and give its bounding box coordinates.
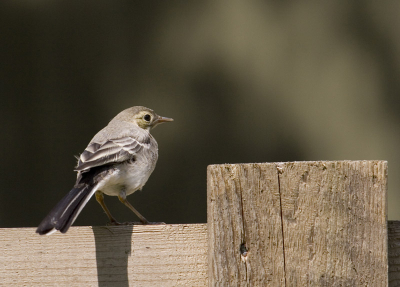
[114,106,173,131]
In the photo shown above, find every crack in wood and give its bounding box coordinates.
[208,161,388,286]
[237,168,248,282]
[277,164,287,287]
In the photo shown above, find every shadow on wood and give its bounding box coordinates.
[388,221,400,286]
[0,225,207,286]
[93,226,133,287]
[0,160,391,286]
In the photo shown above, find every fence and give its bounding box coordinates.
[1,161,397,286]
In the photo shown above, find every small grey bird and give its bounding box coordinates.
[36,106,173,235]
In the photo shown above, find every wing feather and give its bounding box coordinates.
[75,136,150,172]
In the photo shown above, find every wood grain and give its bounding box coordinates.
[0,161,391,286]
[1,220,399,285]
[0,224,207,286]
[207,161,388,286]
[207,162,285,286]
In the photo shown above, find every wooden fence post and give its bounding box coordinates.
[207,161,388,286]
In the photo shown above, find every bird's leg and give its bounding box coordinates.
[95,191,121,225]
[118,190,149,224]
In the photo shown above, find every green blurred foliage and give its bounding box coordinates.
[1,1,399,227]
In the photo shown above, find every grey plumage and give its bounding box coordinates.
[36,106,173,235]
[76,128,152,171]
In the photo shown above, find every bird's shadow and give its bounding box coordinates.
[92,225,134,287]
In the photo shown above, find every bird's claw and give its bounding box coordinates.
[107,221,166,226]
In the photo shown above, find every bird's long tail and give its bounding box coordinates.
[36,184,97,235]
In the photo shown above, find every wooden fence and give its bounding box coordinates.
[1,161,398,286]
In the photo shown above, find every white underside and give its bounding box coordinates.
[97,161,153,196]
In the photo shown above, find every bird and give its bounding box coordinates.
[36,106,173,235]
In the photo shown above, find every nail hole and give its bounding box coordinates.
[240,243,248,256]
[240,243,248,262]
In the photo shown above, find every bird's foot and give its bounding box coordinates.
[107,220,166,226]
[106,220,125,226]
[109,221,166,225]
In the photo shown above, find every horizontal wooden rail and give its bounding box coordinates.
[0,224,208,286]
[1,222,400,286]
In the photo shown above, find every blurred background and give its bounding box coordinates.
[1,1,400,228]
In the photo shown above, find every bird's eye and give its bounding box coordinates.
[143,114,151,122]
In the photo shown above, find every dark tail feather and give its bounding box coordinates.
[36,184,95,235]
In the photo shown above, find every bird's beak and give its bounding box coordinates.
[152,116,173,128]
[156,116,174,123]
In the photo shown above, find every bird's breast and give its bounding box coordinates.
[99,144,158,197]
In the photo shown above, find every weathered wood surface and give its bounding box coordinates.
[207,161,388,286]
[2,222,400,285]
[389,221,400,286]
[0,224,207,286]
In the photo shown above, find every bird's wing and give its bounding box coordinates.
[75,136,150,172]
